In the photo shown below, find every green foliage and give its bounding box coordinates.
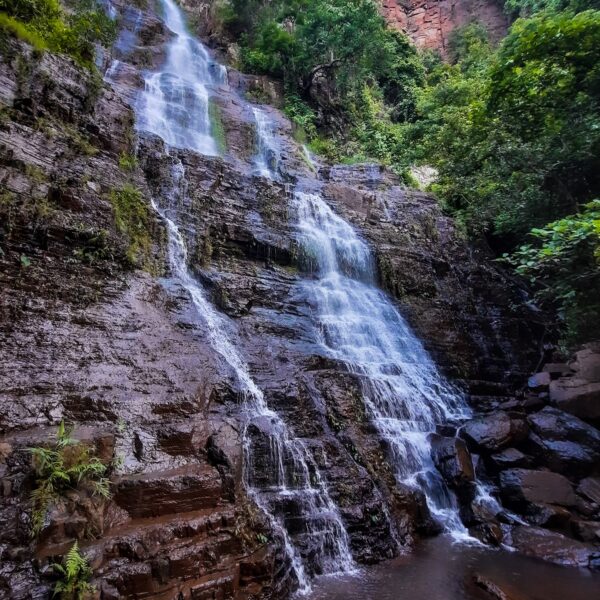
[109,185,154,269]
[256,533,269,544]
[118,152,138,172]
[29,421,110,536]
[0,12,46,49]
[402,10,600,242]
[0,0,116,67]
[220,0,423,175]
[284,93,317,141]
[52,541,95,600]
[71,227,113,264]
[503,0,600,17]
[506,201,600,345]
[380,8,600,344]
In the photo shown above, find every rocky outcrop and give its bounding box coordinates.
[452,345,600,568]
[0,35,285,599]
[1,2,595,598]
[380,0,510,56]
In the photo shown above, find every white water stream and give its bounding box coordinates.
[135,0,219,154]
[113,0,355,590]
[292,189,474,539]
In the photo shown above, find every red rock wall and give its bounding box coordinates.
[381,0,510,56]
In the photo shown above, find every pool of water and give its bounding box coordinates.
[308,535,600,600]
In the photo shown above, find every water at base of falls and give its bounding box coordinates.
[293,189,473,538]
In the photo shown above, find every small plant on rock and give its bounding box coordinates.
[118,152,138,172]
[52,541,95,600]
[29,421,110,536]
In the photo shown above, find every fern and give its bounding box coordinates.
[29,421,112,536]
[52,542,95,599]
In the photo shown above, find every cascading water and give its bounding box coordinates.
[120,0,354,590]
[154,160,354,593]
[135,0,221,155]
[253,106,281,178]
[292,189,474,538]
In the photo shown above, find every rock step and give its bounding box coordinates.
[89,508,247,599]
[98,561,240,600]
[113,464,226,519]
[99,507,238,551]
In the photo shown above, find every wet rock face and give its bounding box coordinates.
[0,37,286,599]
[379,0,510,57]
[461,413,528,453]
[508,525,594,568]
[499,469,577,510]
[1,2,598,596]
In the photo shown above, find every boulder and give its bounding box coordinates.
[469,522,504,546]
[528,407,600,446]
[489,448,531,470]
[499,469,576,511]
[577,476,600,505]
[570,346,600,382]
[429,434,475,489]
[528,372,550,392]
[572,519,600,543]
[549,378,600,422]
[460,413,528,453]
[510,525,593,568]
[528,503,572,528]
[472,573,528,600]
[542,363,573,379]
[526,407,600,474]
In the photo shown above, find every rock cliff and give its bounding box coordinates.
[380,0,510,56]
[0,1,598,599]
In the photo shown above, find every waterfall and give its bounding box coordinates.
[292,189,473,539]
[151,161,355,590]
[252,106,281,178]
[135,0,220,155]
[125,0,354,590]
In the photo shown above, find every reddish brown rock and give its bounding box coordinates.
[528,372,551,392]
[460,413,528,453]
[571,345,600,383]
[379,0,510,57]
[429,434,475,488]
[113,465,225,519]
[489,448,531,470]
[549,378,600,422]
[509,525,594,568]
[526,407,600,475]
[542,363,574,379]
[577,477,600,505]
[499,469,576,511]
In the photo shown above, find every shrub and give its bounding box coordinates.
[29,421,110,536]
[0,0,116,67]
[109,185,154,269]
[118,152,138,172]
[506,200,600,345]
